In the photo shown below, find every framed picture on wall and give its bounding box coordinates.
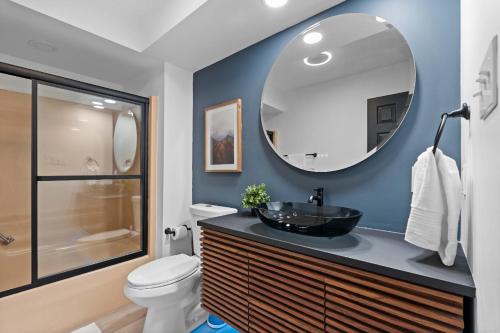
[205,98,242,172]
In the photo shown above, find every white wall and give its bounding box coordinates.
[126,62,194,258]
[122,63,165,258]
[461,0,500,331]
[161,62,193,257]
[263,61,412,171]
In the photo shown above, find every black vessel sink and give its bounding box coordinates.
[256,202,362,237]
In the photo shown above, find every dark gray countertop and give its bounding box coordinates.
[198,213,475,298]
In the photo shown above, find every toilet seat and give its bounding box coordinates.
[127,254,199,290]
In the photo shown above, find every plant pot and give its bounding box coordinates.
[251,208,258,217]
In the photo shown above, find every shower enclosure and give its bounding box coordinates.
[0,63,149,297]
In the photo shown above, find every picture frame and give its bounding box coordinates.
[205,98,242,172]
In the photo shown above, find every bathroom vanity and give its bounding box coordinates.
[198,214,475,333]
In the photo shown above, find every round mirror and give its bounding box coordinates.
[261,13,416,172]
[114,111,137,172]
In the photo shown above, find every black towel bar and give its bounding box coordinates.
[432,103,470,154]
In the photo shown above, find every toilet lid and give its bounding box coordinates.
[127,254,199,289]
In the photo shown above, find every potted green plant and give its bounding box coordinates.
[241,183,271,216]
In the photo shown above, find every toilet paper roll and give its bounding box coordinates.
[171,226,188,240]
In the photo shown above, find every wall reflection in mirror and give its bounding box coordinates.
[261,13,416,172]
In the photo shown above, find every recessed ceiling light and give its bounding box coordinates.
[104,99,116,104]
[376,16,387,23]
[303,31,323,45]
[27,40,57,53]
[264,0,288,8]
[93,105,105,109]
[92,101,103,105]
[304,51,333,67]
[71,128,80,131]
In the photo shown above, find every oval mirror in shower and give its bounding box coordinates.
[261,13,416,172]
[114,111,137,173]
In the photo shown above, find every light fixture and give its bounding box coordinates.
[303,31,323,45]
[304,51,333,67]
[92,101,103,105]
[264,0,288,8]
[104,99,116,104]
[71,127,80,131]
[93,105,104,109]
[376,16,386,23]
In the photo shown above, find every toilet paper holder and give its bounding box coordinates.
[164,225,191,237]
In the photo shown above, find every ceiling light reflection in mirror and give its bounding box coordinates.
[303,31,323,45]
[304,51,332,67]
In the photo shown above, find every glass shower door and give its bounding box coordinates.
[0,73,32,293]
[0,63,148,297]
[36,83,144,278]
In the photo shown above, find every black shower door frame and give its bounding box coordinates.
[0,62,149,298]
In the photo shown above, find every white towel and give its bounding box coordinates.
[406,148,445,251]
[435,148,462,265]
[405,147,462,266]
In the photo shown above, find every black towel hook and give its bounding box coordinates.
[432,103,470,154]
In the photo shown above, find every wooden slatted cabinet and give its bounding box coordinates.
[200,228,465,333]
[248,252,326,332]
[201,230,249,332]
[323,264,464,333]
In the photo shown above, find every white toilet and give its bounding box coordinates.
[124,203,237,333]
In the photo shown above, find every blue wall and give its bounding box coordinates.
[193,0,460,233]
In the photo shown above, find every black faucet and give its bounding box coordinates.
[308,187,324,207]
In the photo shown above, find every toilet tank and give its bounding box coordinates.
[190,204,237,256]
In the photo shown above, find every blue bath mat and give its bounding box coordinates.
[191,322,239,333]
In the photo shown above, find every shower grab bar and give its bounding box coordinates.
[0,232,15,246]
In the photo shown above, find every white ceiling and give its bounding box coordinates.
[0,0,162,86]
[9,0,209,52]
[4,0,346,74]
[143,0,346,71]
[267,13,414,91]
